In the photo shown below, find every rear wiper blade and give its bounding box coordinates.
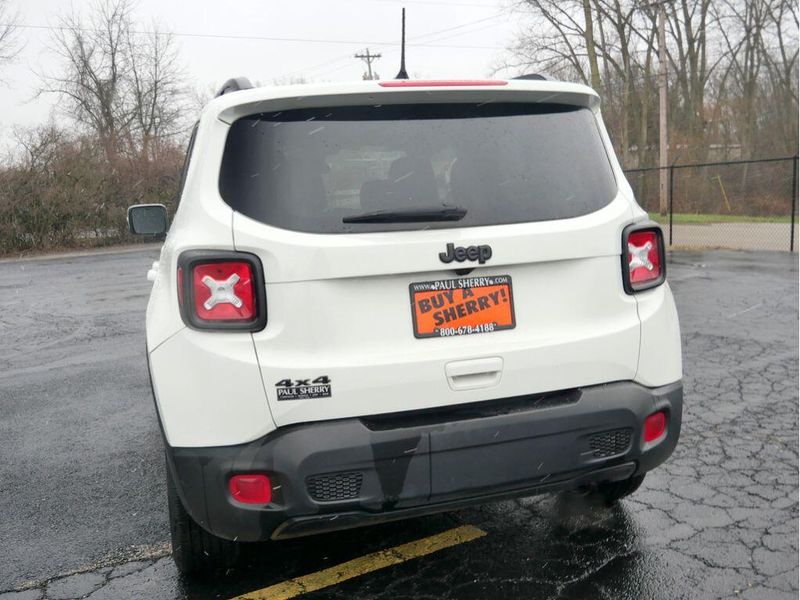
[342,205,467,224]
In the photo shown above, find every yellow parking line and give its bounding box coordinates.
[231,524,487,600]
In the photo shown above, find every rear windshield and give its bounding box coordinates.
[219,103,616,233]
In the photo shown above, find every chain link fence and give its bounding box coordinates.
[624,156,799,252]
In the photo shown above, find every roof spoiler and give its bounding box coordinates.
[216,77,254,97]
[216,81,599,124]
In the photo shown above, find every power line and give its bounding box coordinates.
[334,19,508,79]
[402,12,502,39]
[274,12,507,80]
[407,15,507,47]
[4,23,504,50]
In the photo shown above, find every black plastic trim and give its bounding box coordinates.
[513,73,553,81]
[273,462,636,539]
[216,77,253,97]
[164,380,682,542]
[359,389,580,430]
[176,250,267,332]
[621,221,667,294]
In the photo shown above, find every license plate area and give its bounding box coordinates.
[409,275,516,339]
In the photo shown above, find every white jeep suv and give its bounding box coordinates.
[129,76,683,575]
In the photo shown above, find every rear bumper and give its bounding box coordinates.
[165,380,682,542]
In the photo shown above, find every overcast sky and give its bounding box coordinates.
[0,0,527,148]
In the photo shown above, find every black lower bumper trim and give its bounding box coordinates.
[272,462,637,539]
[165,380,682,542]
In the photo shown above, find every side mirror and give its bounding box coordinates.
[128,204,168,235]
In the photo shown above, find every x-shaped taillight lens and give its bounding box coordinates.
[624,227,665,292]
[192,262,255,321]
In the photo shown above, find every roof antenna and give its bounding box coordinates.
[395,8,409,79]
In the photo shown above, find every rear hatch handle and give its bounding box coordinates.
[445,357,503,391]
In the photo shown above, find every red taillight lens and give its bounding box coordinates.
[177,251,266,331]
[228,474,272,504]
[643,411,667,443]
[624,226,665,292]
[192,261,255,322]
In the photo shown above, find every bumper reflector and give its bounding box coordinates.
[643,411,667,443]
[229,474,272,504]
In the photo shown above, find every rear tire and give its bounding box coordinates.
[166,461,240,576]
[595,473,645,506]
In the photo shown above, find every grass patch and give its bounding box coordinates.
[649,212,794,224]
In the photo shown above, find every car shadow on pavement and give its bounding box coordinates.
[178,512,464,599]
[176,493,643,600]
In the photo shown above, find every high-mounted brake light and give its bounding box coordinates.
[378,79,508,88]
[177,251,267,331]
[622,224,666,293]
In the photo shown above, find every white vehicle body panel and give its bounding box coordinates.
[145,79,682,448]
[236,197,640,430]
[634,283,683,386]
[149,330,273,447]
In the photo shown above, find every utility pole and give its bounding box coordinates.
[658,1,669,216]
[582,0,601,90]
[355,48,381,80]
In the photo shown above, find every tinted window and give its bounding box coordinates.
[219,103,616,233]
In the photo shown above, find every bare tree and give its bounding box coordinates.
[665,0,715,156]
[125,23,186,159]
[760,0,799,155]
[503,0,661,165]
[11,124,67,170]
[0,0,22,72]
[504,0,798,166]
[188,83,216,119]
[714,0,770,157]
[503,0,593,83]
[39,0,186,160]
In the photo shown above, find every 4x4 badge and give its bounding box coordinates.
[439,243,492,265]
[275,376,332,401]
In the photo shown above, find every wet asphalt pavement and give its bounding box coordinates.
[0,248,797,600]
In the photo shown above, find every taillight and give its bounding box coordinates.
[622,224,666,293]
[177,251,266,331]
[229,474,272,504]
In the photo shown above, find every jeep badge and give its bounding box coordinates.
[439,243,493,265]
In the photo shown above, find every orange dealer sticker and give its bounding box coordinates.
[409,275,516,339]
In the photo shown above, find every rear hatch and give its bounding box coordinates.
[222,86,638,428]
